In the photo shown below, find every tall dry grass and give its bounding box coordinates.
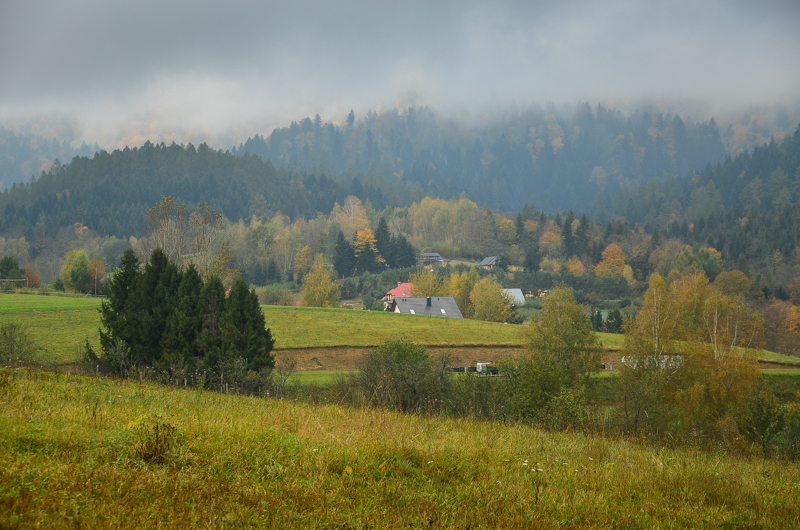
[1,368,799,528]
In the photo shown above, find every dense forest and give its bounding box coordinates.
[0,125,98,190]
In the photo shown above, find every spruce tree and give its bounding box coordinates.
[99,248,140,354]
[221,278,275,372]
[160,263,203,369]
[198,276,227,370]
[374,217,393,266]
[265,258,282,284]
[333,232,355,277]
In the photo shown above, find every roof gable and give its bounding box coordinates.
[391,296,464,318]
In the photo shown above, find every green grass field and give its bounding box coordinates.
[1,369,798,528]
[3,293,800,367]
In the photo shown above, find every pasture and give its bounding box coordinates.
[2,293,800,368]
[1,369,799,528]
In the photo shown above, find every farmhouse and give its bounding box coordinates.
[422,252,449,267]
[382,282,414,309]
[390,296,464,318]
[479,256,497,269]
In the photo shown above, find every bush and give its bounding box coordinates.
[0,322,38,366]
[339,277,359,300]
[258,284,291,305]
[736,383,784,455]
[780,405,800,459]
[131,417,182,465]
[357,340,452,412]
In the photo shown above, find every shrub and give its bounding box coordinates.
[0,322,38,366]
[780,405,800,459]
[357,340,451,412]
[131,417,181,465]
[259,284,291,305]
[736,383,784,455]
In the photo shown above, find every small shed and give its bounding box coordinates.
[390,296,464,318]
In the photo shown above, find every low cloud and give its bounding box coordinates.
[1,0,798,147]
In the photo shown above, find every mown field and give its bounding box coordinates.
[1,369,799,528]
[2,293,800,369]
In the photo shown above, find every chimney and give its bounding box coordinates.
[426,297,432,307]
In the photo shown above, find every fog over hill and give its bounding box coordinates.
[1,0,798,150]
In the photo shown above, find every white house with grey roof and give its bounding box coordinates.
[390,296,463,318]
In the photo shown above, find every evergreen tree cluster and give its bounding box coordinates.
[98,248,274,379]
[332,217,416,277]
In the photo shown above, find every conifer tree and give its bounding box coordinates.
[99,248,140,353]
[221,278,275,371]
[197,276,227,369]
[333,232,355,278]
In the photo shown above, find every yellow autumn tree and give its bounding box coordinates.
[86,257,106,296]
[294,245,313,280]
[449,268,480,318]
[409,268,447,297]
[353,228,385,272]
[470,276,514,322]
[330,196,369,241]
[594,243,626,278]
[301,254,340,308]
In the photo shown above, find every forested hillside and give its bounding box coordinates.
[234,104,791,212]
[0,141,404,239]
[0,126,98,191]
[609,124,800,265]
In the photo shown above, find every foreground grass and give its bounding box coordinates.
[1,369,799,528]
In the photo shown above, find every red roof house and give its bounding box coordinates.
[382,282,414,303]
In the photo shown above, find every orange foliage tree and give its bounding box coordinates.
[594,243,626,278]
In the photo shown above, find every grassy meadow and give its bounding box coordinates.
[2,369,799,528]
[2,293,800,367]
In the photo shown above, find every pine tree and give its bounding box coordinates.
[374,217,393,266]
[99,248,140,353]
[136,249,181,367]
[197,276,227,370]
[333,232,355,278]
[221,278,275,372]
[265,258,282,284]
[160,264,203,369]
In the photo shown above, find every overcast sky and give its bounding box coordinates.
[1,0,799,148]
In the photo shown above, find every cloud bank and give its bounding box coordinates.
[1,0,798,147]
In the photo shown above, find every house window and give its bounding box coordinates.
[440,308,446,314]
[410,309,415,314]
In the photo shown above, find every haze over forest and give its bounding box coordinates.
[1,0,799,152]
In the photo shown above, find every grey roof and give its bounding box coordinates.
[503,288,525,306]
[479,256,497,266]
[391,296,464,318]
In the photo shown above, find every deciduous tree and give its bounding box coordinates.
[470,276,514,323]
[302,254,340,307]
